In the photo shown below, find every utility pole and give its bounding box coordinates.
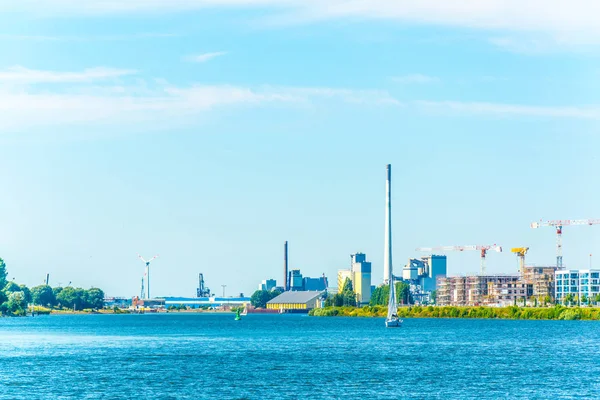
[221,285,227,297]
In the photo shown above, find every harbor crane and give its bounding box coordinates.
[137,254,159,299]
[416,245,503,275]
[511,247,529,276]
[531,219,600,270]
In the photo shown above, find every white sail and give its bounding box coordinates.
[387,276,398,320]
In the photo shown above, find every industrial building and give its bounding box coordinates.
[402,255,447,292]
[289,269,303,291]
[266,291,325,313]
[303,276,328,291]
[351,253,372,305]
[163,296,251,309]
[555,269,600,304]
[258,279,277,291]
[335,253,372,304]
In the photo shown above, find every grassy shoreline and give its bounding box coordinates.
[309,305,600,321]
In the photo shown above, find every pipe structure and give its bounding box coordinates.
[284,241,289,291]
[384,164,392,284]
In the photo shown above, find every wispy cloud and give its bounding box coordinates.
[392,74,439,84]
[0,66,137,84]
[416,100,600,119]
[8,1,599,45]
[0,33,178,42]
[0,66,399,130]
[185,51,228,63]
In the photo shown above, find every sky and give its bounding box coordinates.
[1,1,600,297]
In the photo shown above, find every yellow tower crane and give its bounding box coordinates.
[511,247,529,276]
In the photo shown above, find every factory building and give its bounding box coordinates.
[266,291,325,313]
[303,276,328,291]
[258,279,277,291]
[403,255,447,292]
[351,253,372,305]
[289,269,303,291]
[555,269,600,304]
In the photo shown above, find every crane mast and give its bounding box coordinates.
[531,219,600,270]
[416,245,502,275]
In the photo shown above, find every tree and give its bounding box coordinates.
[19,285,32,304]
[581,294,588,306]
[0,258,7,290]
[368,281,413,307]
[564,293,574,306]
[31,285,56,307]
[4,281,20,293]
[56,287,86,310]
[342,278,353,293]
[251,290,274,308]
[430,290,437,305]
[544,295,551,306]
[86,288,105,309]
[595,294,600,306]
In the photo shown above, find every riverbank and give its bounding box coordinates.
[309,305,600,320]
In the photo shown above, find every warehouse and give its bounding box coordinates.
[266,291,325,313]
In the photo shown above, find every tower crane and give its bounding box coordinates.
[531,219,600,270]
[511,247,529,276]
[415,245,503,275]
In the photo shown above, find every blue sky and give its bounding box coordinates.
[1,1,600,297]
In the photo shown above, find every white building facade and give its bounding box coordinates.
[555,269,600,304]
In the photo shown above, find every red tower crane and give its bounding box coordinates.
[415,245,503,275]
[531,219,600,270]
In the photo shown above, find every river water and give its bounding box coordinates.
[0,314,598,399]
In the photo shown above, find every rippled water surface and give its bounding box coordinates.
[1,314,599,399]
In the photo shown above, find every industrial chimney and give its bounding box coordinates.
[384,164,392,284]
[284,241,289,291]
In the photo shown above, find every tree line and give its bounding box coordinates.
[0,258,105,316]
[369,281,413,306]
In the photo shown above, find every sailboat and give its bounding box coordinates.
[385,276,402,328]
[240,305,248,316]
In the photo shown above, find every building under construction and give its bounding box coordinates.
[437,269,560,306]
[521,266,561,301]
[437,275,534,306]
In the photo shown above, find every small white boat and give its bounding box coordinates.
[385,276,403,328]
[240,306,248,316]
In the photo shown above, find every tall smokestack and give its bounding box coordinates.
[384,164,392,284]
[284,241,289,291]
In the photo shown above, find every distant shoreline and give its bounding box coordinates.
[309,305,600,321]
[34,309,237,316]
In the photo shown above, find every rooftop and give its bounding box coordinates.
[267,291,325,304]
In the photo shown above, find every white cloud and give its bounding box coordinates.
[7,1,600,44]
[392,74,439,84]
[0,66,137,84]
[185,52,228,63]
[416,101,600,119]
